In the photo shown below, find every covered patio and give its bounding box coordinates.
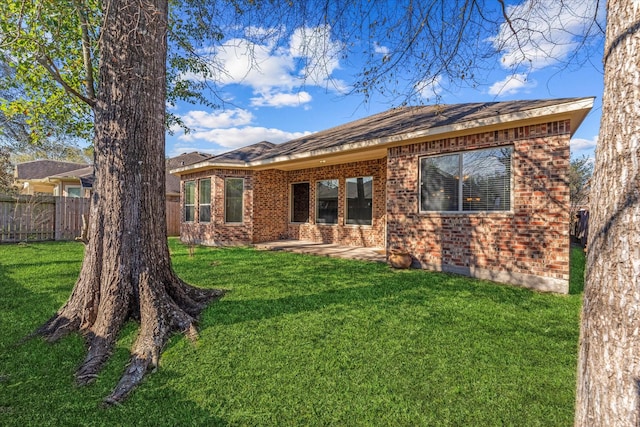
[254,240,387,263]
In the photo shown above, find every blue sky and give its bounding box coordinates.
[166,0,603,161]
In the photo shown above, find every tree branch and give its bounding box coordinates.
[35,54,96,108]
[497,0,525,55]
[74,0,96,101]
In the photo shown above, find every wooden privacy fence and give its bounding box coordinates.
[1,195,181,242]
[166,200,180,237]
[0,195,89,242]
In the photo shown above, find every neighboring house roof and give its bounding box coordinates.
[209,141,276,165]
[16,153,207,195]
[48,165,95,187]
[171,97,595,175]
[166,152,211,196]
[15,160,90,180]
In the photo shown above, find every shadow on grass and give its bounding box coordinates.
[0,249,229,426]
[0,334,228,426]
[199,264,549,330]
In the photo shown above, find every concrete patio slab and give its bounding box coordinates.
[254,240,387,263]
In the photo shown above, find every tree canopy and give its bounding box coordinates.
[1,0,606,144]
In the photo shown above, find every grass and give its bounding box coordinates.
[0,239,587,426]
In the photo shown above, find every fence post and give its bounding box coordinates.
[55,196,62,240]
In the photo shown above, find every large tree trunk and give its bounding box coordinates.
[575,0,640,424]
[36,0,224,404]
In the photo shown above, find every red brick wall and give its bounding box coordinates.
[180,169,253,245]
[178,121,571,292]
[181,159,387,247]
[249,159,387,247]
[386,121,572,292]
[253,169,288,242]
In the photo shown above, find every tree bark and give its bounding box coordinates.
[575,0,640,425]
[35,0,224,404]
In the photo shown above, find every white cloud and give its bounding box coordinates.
[488,73,536,96]
[491,0,605,71]
[178,126,310,150]
[184,25,348,106]
[290,26,342,76]
[211,37,298,91]
[173,107,311,153]
[571,135,598,152]
[250,91,313,108]
[415,76,443,100]
[374,42,390,55]
[180,109,254,129]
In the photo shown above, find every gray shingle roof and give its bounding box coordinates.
[15,160,90,180]
[209,141,277,164]
[251,98,588,161]
[166,152,211,195]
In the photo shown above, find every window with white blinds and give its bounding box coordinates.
[420,146,512,212]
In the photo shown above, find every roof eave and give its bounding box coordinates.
[170,161,249,176]
[247,97,595,169]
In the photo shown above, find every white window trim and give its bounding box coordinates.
[184,180,196,223]
[65,185,82,198]
[315,179,339,225]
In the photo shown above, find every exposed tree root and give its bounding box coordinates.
[34,270,225,404]
[103,355,150,406]
[102,275,225,405]
[76,334,116,385]
[35,312,81,343]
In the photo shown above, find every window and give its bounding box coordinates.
[291,182,310,223]
[225,178,244,223]
[420,147,512,212]
[66,186,82,198]
[184,181,195,222]
[199,179,211,222]
[346,177,373,225]
[316,179,338,224]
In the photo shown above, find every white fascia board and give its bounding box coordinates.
[170,161,249,176]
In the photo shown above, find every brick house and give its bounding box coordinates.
[171,97,594,293]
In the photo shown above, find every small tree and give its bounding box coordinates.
[0,147,14,194]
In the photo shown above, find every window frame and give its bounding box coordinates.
[198,178,211,223]
[184,180,196,222]
[345,176,373,226]
[65,185,82,198]
[224,177,244,224]
[290,182,310,223]
[419,146,513,214]
[315,179,339,225]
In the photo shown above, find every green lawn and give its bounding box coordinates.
[0,239,586,426]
